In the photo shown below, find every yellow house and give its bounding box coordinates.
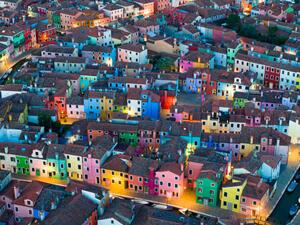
[100,92,114,120]
[220,175,247,213]
[101,156,129,190]
[64,144,87,181]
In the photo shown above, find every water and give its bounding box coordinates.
[268,177,300,224]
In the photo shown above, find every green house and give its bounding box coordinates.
[16,154,30,176]
[52,13,61,29]
[119,131,138,146]
[46,145,67,180]
[196,170,222,207]
[227,42,242,65]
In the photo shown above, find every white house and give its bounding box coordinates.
[279,66,300,90]
[54,57,86,73]
[102,4,124,21]
[235,54,265,84]
[258,155,281,182]
[41,45,78,58]
[127,88,142,117]
[67,96,85,120]
[117,44,148,64]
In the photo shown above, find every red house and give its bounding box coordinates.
[36,23,56,46]
[264,63,280,89]
[159,90,176,110]
[128,157,159,195]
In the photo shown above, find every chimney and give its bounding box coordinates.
[276,138,280,147]
[13,186,20,199]
[4,146,8,154]
[50,200,57,210]
[250,135,254,144]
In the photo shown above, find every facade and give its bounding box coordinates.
[155,162,185,198]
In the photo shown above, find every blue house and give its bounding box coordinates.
[141,91,161,120]
[84,91,101,120]
[100,46,117,67]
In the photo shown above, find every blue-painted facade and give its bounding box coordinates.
[84,97,100,120]
[142,98,160,120]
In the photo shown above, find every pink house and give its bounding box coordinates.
[13,181,43,219]
[240,175,269,217]
[155,162,185,198]
[82,149,102,186]
[187,155,205,189]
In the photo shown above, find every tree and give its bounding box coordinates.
[38,112,62,134]
[226,14,241,31]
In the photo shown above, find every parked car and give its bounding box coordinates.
[287,180,298,193]
[289,204,299,216]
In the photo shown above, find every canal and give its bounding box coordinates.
[268,169,300,225]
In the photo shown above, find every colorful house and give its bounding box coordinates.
[128,157,159,195]
[79,69,101,92]
[240,175,269,217]
[16,147,32,176]
[101,155,129,189]
[155,162,185,198]
[84,91,101,120]
[220,175,247,213]
[13,181,43,219]
[29,144,48,178]
[46,144,67,180]
[227,42,242,65]
[179,51,214,73]
[83,143,115,186]
[196,169,223,207]
[64,144,87,181]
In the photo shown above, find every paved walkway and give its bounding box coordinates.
[12,174,68,187]
[108,187,246,224]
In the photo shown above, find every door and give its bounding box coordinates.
[36,169,40,176]
[204,199,208,206]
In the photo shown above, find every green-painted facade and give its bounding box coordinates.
[233,97,247,109]
[196,174,222,207]
[52,13,61,29]
[47,156,67,180]
[119,132,138,146]
[227,43,242,65]
[16,155,30,175]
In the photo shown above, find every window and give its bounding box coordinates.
[223,201,227,206]
[253,201,257,205]
[242,198,246,203]
[235,195,239,200]
[224,192,227,197]
[234,204,237,209]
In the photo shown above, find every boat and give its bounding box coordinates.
[287,180,298,193]
[132,199,149,205]
[153,204,173,210]
[289,204,299,216]
[178,208,187,215]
